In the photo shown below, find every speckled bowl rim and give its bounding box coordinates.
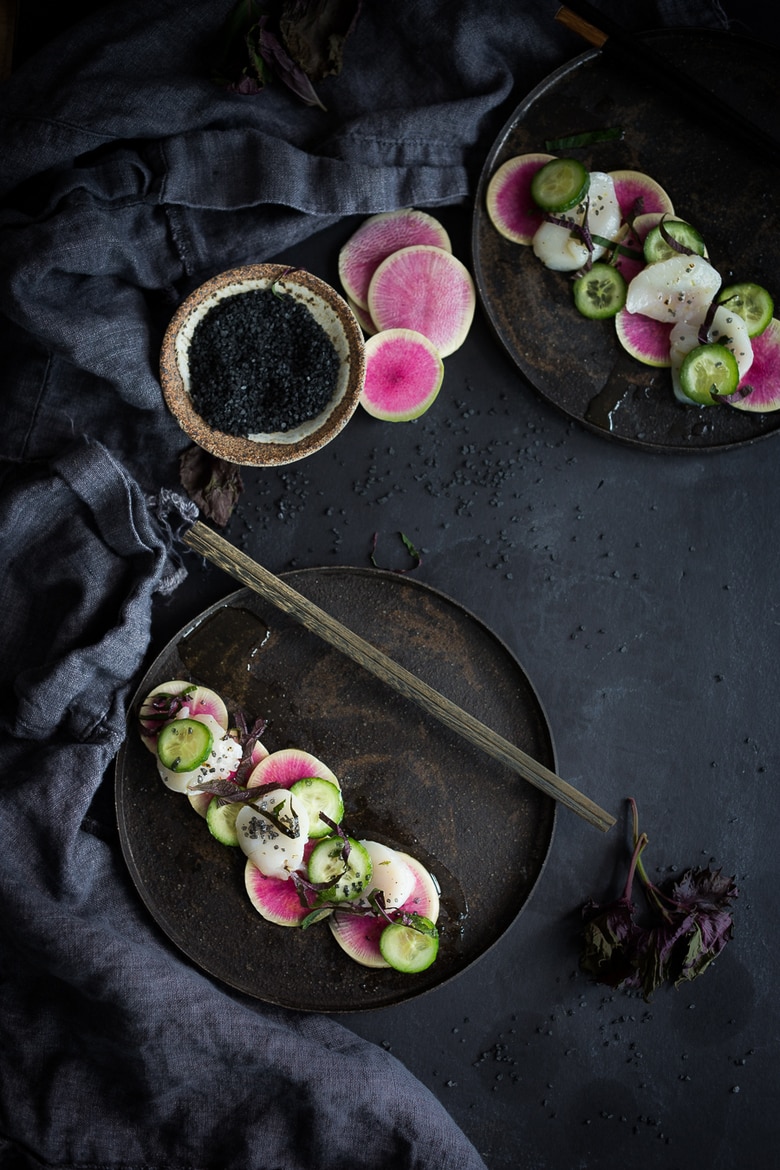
[159,264,366,466]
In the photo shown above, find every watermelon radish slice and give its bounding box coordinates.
[608,169,675,220]
[615,308,674,368]
[485,152,555,245]
[728,318,780,412]
[244,841,319,926]
[338,208,451,311]
[367,245,476,358]
[246,747,340,793]
[346,296,377,335]
[138,680,229,753]
[359,328,444,421]
[328,850,440,968]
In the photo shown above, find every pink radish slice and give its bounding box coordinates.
[347,296,377,335]
[246,747,340,792]
[244,842,320,927]
[615,309,674,368]
[728,318,780,412]
[360,328,444,421]
[367,245,476,358]
[328,851,440,968]
[138,680,228,753]
[609,170,675,220]
[485,152,555,245]
[338,208,451,310]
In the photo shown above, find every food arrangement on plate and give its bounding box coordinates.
[138,678,441,975]
[471,29,780,451]
[485,152,779,412]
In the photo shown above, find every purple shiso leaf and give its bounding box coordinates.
[279,0,362,82]
[580,831,650,992]
[582,800,738,1000]
[179,445,244,527]
[250,16,327,109]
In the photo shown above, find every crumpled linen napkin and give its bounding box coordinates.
[0,1,729,1166]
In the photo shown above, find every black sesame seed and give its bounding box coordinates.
[187,288,341,436]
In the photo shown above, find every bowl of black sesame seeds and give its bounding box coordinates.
[159,264,366,465]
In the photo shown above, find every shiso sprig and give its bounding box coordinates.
[580,798,738,1001]
[212,0,362,107]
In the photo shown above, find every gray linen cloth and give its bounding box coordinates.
[0,2,729,1166]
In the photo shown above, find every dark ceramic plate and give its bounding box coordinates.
[472,29,780,453]
[115,568,556,1012]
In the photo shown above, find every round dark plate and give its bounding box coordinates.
[472,29,780,453]
[115,568,557,1012]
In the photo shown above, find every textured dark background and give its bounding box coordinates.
[6,4,780,1169]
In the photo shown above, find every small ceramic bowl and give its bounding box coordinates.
[159,264,366,466]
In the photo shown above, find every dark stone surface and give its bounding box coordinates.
[150,199,779,1170]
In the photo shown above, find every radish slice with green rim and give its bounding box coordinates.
[608,169,675,220]
[728,318,780,412]
[338,208,451,310]
[367,245,475,357]
[360,328,444,421]
[138,680,229,753]
[615,309,673,368]
[244,842,320,926]
[485,152,555,245]
[328,851,440,968]
[246,747,340,793]
[346,295,377,335]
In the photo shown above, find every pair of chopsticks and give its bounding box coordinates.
[555,1,780,166]
[183,522,615,833]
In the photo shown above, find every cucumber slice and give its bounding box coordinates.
[206,795,242,846]
[307,835,372,903]
[530,157,589,213]
[157,717,213,772]
[379,915,439,973]
[717,281,774,338]
[642,219,706,263]
[289,777,345,838]
[678,342,740,405]
[572,262,627,320]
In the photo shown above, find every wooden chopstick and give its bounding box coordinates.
[555,2,780,166]
[183,521,615,833]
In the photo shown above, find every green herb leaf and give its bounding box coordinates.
[545,127,624,150]
[370,531,422,572]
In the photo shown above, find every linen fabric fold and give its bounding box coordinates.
[0,1,729,1166]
